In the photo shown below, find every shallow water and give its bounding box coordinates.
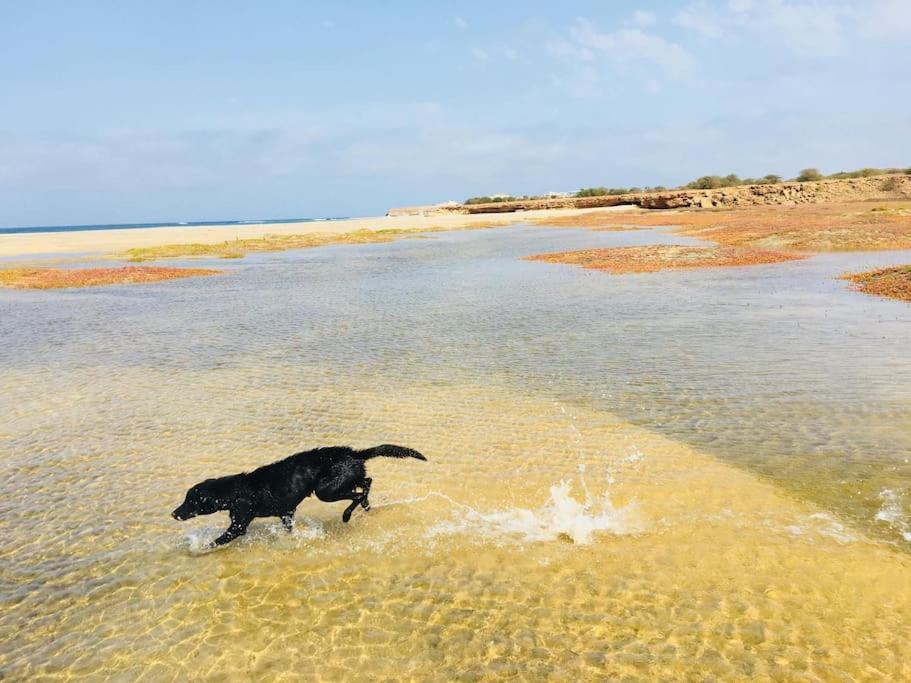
[2,225,910,679]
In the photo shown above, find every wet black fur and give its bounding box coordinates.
[172,444,426,547]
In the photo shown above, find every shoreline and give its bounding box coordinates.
[0,206,639,259]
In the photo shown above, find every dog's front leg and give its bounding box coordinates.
[212,508,253,547]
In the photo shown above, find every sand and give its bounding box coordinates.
[0,265,220,289]
[841,264,911,302]
[0,206,637,258]
[526,244,806,274]
[533,201,911,253]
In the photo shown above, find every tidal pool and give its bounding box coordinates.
[2,225,910,679]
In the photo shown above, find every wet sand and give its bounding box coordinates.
[0,206,636,258]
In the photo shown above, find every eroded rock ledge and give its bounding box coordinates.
[388,174,911,216]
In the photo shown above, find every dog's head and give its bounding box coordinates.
[172,479,222,521]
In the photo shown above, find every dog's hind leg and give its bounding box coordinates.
[315,483,366,523]
[316,490,365,523]
[280,511,294,532]
[360,477,372,510]
[341,498,362,523]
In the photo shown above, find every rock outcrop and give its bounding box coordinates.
[387,175,911,216]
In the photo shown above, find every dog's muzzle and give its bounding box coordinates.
[172,508,191,521]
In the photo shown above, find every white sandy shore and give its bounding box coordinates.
[0,206,638,259]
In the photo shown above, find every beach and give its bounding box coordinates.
[0,206,634,258]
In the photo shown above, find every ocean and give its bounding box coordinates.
[0,216,347,235]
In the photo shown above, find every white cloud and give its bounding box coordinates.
[674,1,725,38]
[546,39,595,63]
[673,0,908,56]
[568,19,696,77]
[471,47,490,62]
[453,16,468,30]
[548,18,696,98]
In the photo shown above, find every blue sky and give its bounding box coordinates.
[1,1,909,227]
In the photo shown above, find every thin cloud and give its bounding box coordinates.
[558,18,696,77]
[673,0,906,57]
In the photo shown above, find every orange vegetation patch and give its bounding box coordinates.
[0,265,221,289]
[525,245,806,274]
[536,201,911,252]
[840,265,911,303]
[532,211,655,230]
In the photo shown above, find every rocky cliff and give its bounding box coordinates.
[388,174,911,216]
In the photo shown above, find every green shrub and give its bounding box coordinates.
[464,195,517,204]
[575,187,609,197]
[796,168,824,182]
[575,187,631,197]
[685,175,725,190]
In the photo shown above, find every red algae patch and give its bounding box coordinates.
[525,245,806,274]
[0,265,221,289]
[534,201,911,253]
[841,265,911,303]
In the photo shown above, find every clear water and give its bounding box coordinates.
[2,225,910,679]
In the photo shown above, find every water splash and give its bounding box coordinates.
[424,466,641,545]
[875,489,911,542]
[183,517,326,553]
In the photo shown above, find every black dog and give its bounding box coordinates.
[172,444,426,547]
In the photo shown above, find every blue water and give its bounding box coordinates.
[0,216,349,235]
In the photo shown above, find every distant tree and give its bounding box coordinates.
[686,175,725,190]
[797,168,823,182]
[763,174,782,184]
[722,174,741,186]
[575,187,610,197]
[575,186,632,197]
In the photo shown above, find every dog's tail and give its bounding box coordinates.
[354,444,427,461]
